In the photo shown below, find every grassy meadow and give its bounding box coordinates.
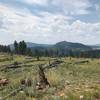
[0,53,100,100]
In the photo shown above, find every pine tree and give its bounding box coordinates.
[18,41,27,55]
[14,40,19,54]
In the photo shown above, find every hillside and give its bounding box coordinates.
[10,41,92,51]
[29,41,92,57]
[26,42,52,48]
[54,41,91,51]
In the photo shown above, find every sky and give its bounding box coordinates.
[0,0,100,45]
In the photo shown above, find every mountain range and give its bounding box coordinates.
[10,41,92,51]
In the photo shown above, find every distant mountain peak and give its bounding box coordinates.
[55,41,91,50]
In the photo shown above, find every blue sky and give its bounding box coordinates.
[0,0,100,45]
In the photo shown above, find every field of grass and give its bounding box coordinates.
[0,53,100,100]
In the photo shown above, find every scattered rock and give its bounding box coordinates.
[20,91,24,94]
[80,95,84,99]
[65,80,71,85]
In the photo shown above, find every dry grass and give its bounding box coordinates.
[0,53,100,100]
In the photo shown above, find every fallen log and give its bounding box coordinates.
[44,60,64,69]
[36,65,50,90]
[75,60,89,64]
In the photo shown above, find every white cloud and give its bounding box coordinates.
[0,3,100,45]
[0,4,40,36]
[51,0,91,15]
[95,4,100,11]
[23,0,48,5]
[19,0,91,15]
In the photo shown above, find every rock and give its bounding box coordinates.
[20,91,24,94]
[80,95,84,99]
[65,80,70,85]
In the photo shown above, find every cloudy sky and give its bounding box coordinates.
[0,0,100,45]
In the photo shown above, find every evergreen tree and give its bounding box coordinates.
[13,40,33,56]
[0,45,11,53]
[19,41,27,55]
[14,41,19,54]
[69,50,74,57]
[44,49,49,57]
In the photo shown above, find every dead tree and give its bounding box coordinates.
[36,65,50,90]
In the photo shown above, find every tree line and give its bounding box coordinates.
[0,45,11,53]
[0,40,100,58]
[30,47,100,58]
[14,40,32,56]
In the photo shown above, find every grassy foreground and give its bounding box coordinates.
[0,53,100,100]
